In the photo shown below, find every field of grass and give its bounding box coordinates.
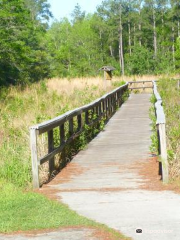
[158,78,180,183]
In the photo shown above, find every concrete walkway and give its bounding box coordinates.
[0,229,99,240]
[47,94,180,240]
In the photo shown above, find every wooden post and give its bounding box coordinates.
[30,128,39,189]
[48,130,55,175]
[96,105,99,117]
[69,118,74,136]
[60,123,66,165]
[158,123,168,183]
[77,114,82,131]
[106,99,108,119]
[99,102,102,117]
[85,111,89,125]
[60,124,65,144]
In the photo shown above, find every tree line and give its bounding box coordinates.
[1,0,180,86]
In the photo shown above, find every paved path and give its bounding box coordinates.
[0,229,99,240]
[47,94,180,240]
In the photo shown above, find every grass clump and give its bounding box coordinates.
[149,94,159,154]
[0,181,130,240]
[0,181,94,233]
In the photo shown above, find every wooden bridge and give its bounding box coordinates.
[29,80,180,240]
[30,80,167,189]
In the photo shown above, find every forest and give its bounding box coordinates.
[0,0,180,87]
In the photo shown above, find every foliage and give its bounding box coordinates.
[158,78,180,180]
[0,0,51,86]
[1,0,180,84]
[44,0,180,78]
[125,45,154,75]
[149,94,159,154]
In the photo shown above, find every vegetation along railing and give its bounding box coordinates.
[30,83,129,189]
[153,81,168,183]
[128,80,153,91]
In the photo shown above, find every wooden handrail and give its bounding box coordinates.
[128,80,154,90]
[153,81,168,183]
[30,83,129,189]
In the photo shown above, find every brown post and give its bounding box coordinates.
[30,128,39,189]
[48,130,55,175]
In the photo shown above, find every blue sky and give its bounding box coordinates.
[47,0,103,21]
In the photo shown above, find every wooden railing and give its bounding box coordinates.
[153,81,168,183]
[128,80,153,91]
[30,83,129,189]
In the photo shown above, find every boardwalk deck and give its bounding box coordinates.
[51,94,152,191]
[44,94,180,240]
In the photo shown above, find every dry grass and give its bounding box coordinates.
[0,76,122,187]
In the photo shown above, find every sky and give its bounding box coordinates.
[47,0,103,22]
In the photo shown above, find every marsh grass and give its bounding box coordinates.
[158,78,180,182]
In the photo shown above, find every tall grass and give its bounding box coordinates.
[158,78,180,182]
[0,77,124,188]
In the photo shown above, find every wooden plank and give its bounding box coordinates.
[128,80,154,84]
[77,114,82,131]
[30,128,39,189]
[129,86,153,90]
[48,130,55,174]
[60,124,65,144]
[85,111,89,125]
[158,123,168,183]
[69,118,74,136]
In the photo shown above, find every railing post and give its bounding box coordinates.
[30,128,39,189]
[77,114,82,131]
[158,123,169,183]
[48,130,55,175]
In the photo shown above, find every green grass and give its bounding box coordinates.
[0,182,93,233]
[0,181,130,240]
[158,78,180,182]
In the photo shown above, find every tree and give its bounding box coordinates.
[144,0,157,58]
[0,0,50,86]
[71,3,85,24]
[125,45,154,74]
[24,0,52,23]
